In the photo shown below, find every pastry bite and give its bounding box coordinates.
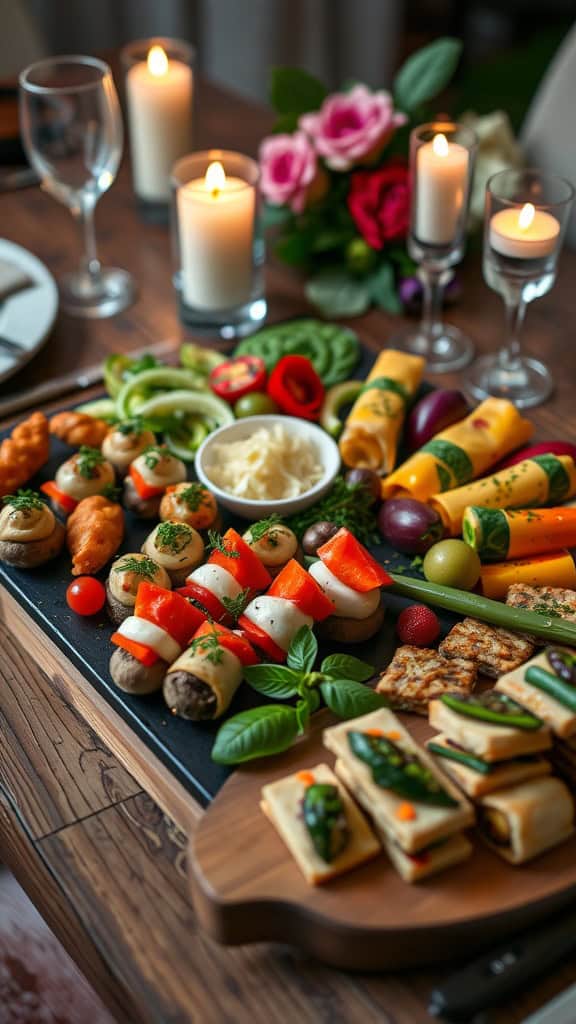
[309,527,390,644]
[260,763,380,885]
[477,776,574,864]
[0,489,65,568]
[141,520,204,587]
[102,421,156,477]
[123,445,186,518]
[66,495,124,576]
[160,481,220,532]
[428,693,552,762]
[426,734,551,799]
[439,618,534,678]
[163,622,257,721]
[496,648,576,739]
[242,517,301,578]
[49,410,110,449]
[0,411,50,497]
[376,645,476,715]
[41,446,115,517]
[106,552,171,625]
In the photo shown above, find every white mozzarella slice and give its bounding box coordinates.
[117,616,181,663]
[243,595,313,652]
[308,560,380,620]
[187,564,243,602]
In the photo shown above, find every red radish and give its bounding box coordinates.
[494,442,576,472]
[396,605,440,646]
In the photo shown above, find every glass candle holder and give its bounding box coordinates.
[465,168,574,408]
[121,37,195,221]
[171,150,266,339]
[391,121,477,373]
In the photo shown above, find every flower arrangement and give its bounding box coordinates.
[259,38,463,318]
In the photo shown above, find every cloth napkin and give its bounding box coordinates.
[0,257,34,301]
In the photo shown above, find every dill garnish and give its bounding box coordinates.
[76,446,105,479]
[113,556,159,580]
[188,630,224,665]
[174,482,211,512]
[287,476,379,546]
[207,530,240,558]
[156,521,193,553]
[247,514,283,546]
[101,483,122,503]
[116,416,144,437]
[221,587,250,622]
[142,445,166,470]
[2,489,44,512]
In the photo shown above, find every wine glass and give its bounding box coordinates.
[19,55,136,318]
[465,169,574,407]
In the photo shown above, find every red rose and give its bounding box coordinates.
[347,161,410,250]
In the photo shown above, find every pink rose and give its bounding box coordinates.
[259,131,319,213]
[299,85,407,171]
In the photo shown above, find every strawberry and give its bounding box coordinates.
[396,604,440,646]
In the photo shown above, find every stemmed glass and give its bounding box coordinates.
[19,56,135,318]
[465,169,574,407]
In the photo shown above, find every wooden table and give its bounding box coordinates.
[1,76,576,1024]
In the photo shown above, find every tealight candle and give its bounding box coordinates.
[177,160,256,310]
[489,202,560,259]
[415,133,469,245]
[125,42,194,203]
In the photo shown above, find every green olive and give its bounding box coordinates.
[234,392,279,417]
[423,539,481,591]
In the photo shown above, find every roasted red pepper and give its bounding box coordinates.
[237,614,287,663]
[129,464,164,500]
[193,621,259,666]
[267,559,334,620]
[208,528,272,592]
[210,355,267,402]
[266,355,324,420]
[134,582,205,647]
[110,632,159,666]
[176,582,231,625]
[40,480,78,514]
[317,527,393,592]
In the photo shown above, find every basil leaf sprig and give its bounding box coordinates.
[211,626,386,766]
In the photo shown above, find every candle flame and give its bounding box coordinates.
[205,161,226,195]
[519,203,535,230]
[147,45,168,77]
[432,133,449,157]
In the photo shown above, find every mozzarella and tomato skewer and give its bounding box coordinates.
[309,527,392,643]
[164,622,258,721]
[239,558,334,662]
[41,446,115,517]
[177,528,272,625]
[123,445,187,518]
[110,582,205,694]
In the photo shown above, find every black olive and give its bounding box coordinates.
[302,521,340,557]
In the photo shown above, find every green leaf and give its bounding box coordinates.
[272,112,300,133]
[211,705,299,765]
[393,38,463,114]
[296,698,310,734]
[311,227,355,253]
[262,203,293,229]
[287,626,318,673]
[270,66,327,117]
[305,268,371,318]
[243,663,302,699]
[275,230,315,266]
[319,679,388,720]
[368,263,402,315]
[321,654,374,683]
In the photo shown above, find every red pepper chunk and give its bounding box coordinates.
[267,559,334,621]
[192,621,259,667]
[176,582,231,625]
[209,355,267,402]
[129,464,164,499]
[266,355,324,421]
[208,528,272,591]
[134,582,205,647]
[237,615,287,663]
[111,632,159,667]
[40,480,78,515]
[317,528,393,593]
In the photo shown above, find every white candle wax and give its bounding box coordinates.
[490,206,560,259]
[178,168,255,310]
[415,135,469,245]
[126,48,193,203]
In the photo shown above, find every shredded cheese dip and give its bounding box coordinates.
[206,424,323,500]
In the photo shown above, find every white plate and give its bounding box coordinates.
[0,239,58,385]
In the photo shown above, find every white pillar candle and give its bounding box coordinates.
[177,161,256,310]
[126,45,193,203]
[490,203,560,259]
[415,133,469,245]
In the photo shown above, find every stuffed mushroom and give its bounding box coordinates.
[102,420,156,477]
[123,446,186,519]
[141,520,204,587]
[159,481,221,532]
[106,552,171,625]
[0,490,65,568]
[41,446,115,518]
[242,517,302,578]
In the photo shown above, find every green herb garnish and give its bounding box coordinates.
[286,476,379,546]
[142,445,166,470]
[221,587,250,622]
[76,445,105,479]
[155,521,193,553]
[207,530,239,558]
[2,489,44,512]
[173,482,212,512]
[116,416,144,436]
[248,514,283,546]
[188,630,224,665]
[348,731,458,807]
[101,483,122,502]
[113,555,159,581]
[302,783,349,862]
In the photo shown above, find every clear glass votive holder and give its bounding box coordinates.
[391,121,478,373]
[121,37,195,222]
[171,150,266,340]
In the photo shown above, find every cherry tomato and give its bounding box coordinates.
[66,576,106,616]
[210,355,267,402]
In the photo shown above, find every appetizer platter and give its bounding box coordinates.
[3,321,576,968]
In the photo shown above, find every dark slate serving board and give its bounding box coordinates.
[0,347,457,806]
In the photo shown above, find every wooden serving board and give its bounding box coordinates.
[191,708,576,970]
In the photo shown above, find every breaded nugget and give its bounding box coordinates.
[0,412,50,496]
[66,495,124,576]
[376,645,476,715]
[50,411,109,449]
[439,617,534,678]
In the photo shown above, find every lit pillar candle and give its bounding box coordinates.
[126,45,193,203]
[490,202,560,258]
[177,161,256,310]
[415,133,469,245]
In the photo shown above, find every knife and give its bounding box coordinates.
[428,905,576,1022]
